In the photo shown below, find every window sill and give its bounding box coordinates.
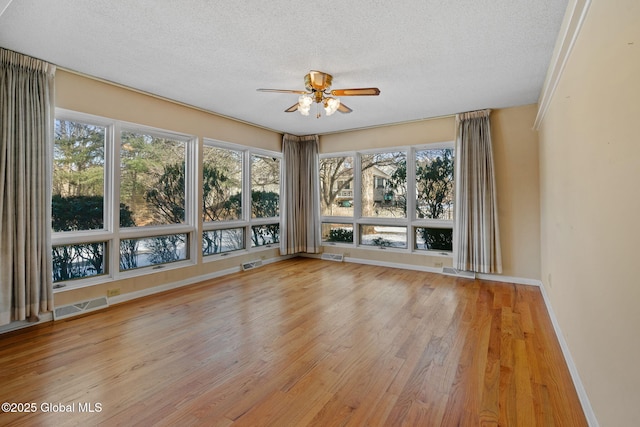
[320,243,453,258]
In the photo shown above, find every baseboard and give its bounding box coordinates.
[537,281,599,426]
[345,256,443,274]
[0,311,53,334]
[337,255,540,286]
[476,272,541,287]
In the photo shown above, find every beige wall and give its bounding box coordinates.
[320,116,456,152]
[54,70,283,306]
[537,1,640,425]
[56,70,282,149]
[320,105,541,280]
[491,105,541,279]
[54,72,542,310]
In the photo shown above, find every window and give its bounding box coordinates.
[53,120,106,230]
[52,118,108,281]
[120,130,186,227]
[321,223,354,244]
[52,241,107,282]
[202,228,244,256]
[360,225,407,249]
[414,147,454,252]
[202,146,242,222]
[120,233,189,271]
[414,227,453,252]
[361,151,406,219]
[52,110,195,288]
[202,140,281,258]
[320,143,454,255]
[118,127,192,271]
[251,154,280,219]
[52,111,282,289]
[319,156,354,217]
[415,148,454,221]
[338,180,351,190]
[250,154,280,249]
[250,224,280,247]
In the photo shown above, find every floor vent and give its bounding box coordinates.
[321,253,344,262]
[242,259,263,271]
[53,296,109,320]
[442,267,476,279]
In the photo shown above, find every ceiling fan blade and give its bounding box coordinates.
[284,103,299,113]
[330,88,380,96]
[257,88,309,95]
[337,103,352,114]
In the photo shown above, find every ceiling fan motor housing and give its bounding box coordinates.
[305,71,332,93]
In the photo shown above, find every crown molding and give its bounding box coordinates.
[534,0,592,130]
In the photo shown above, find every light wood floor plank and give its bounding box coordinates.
[0,258,587,426]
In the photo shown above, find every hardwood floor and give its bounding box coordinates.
[0,258,587,426]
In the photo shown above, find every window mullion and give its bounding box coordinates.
[353,152,362,220]
[353,152,362,245]
[243,150,251,223]
[186,137,198,263]
[243,149,251,249]
[407,147,416,251]
[111,121,121,278]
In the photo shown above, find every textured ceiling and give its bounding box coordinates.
[0,0,567,136]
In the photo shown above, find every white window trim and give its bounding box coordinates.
[52,109,197,292]
[319,141,454,256]
[201,139,282,260]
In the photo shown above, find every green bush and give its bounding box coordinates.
[420,227,453,251]
[372,237,392,247]
[327,228,353,243]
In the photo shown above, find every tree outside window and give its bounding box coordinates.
[120,131,185,227]
[415,148,454,251]
[319,156,354,216]
[320,145,454,253]
[52,117,194,282]
[361,151,407,219]
[52,120,108,281]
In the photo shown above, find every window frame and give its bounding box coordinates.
[412,142,454,255]
[201,139,281,261]
[319,141,454,256]
[52,109,197,291]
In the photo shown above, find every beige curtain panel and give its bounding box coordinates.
[454,109,502,274]
[0,48,55,326]
[280,134,321,255]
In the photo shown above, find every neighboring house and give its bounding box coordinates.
[333,166,396,207]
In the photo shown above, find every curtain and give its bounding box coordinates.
[280,133,320,255]
[0,48,55,326]
[454,109,502,274]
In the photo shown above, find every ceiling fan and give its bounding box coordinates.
[257,70,380,118]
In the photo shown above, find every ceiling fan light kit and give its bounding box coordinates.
[298,94,313,116]
[324,97,341,116]
[258,70,380,118]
